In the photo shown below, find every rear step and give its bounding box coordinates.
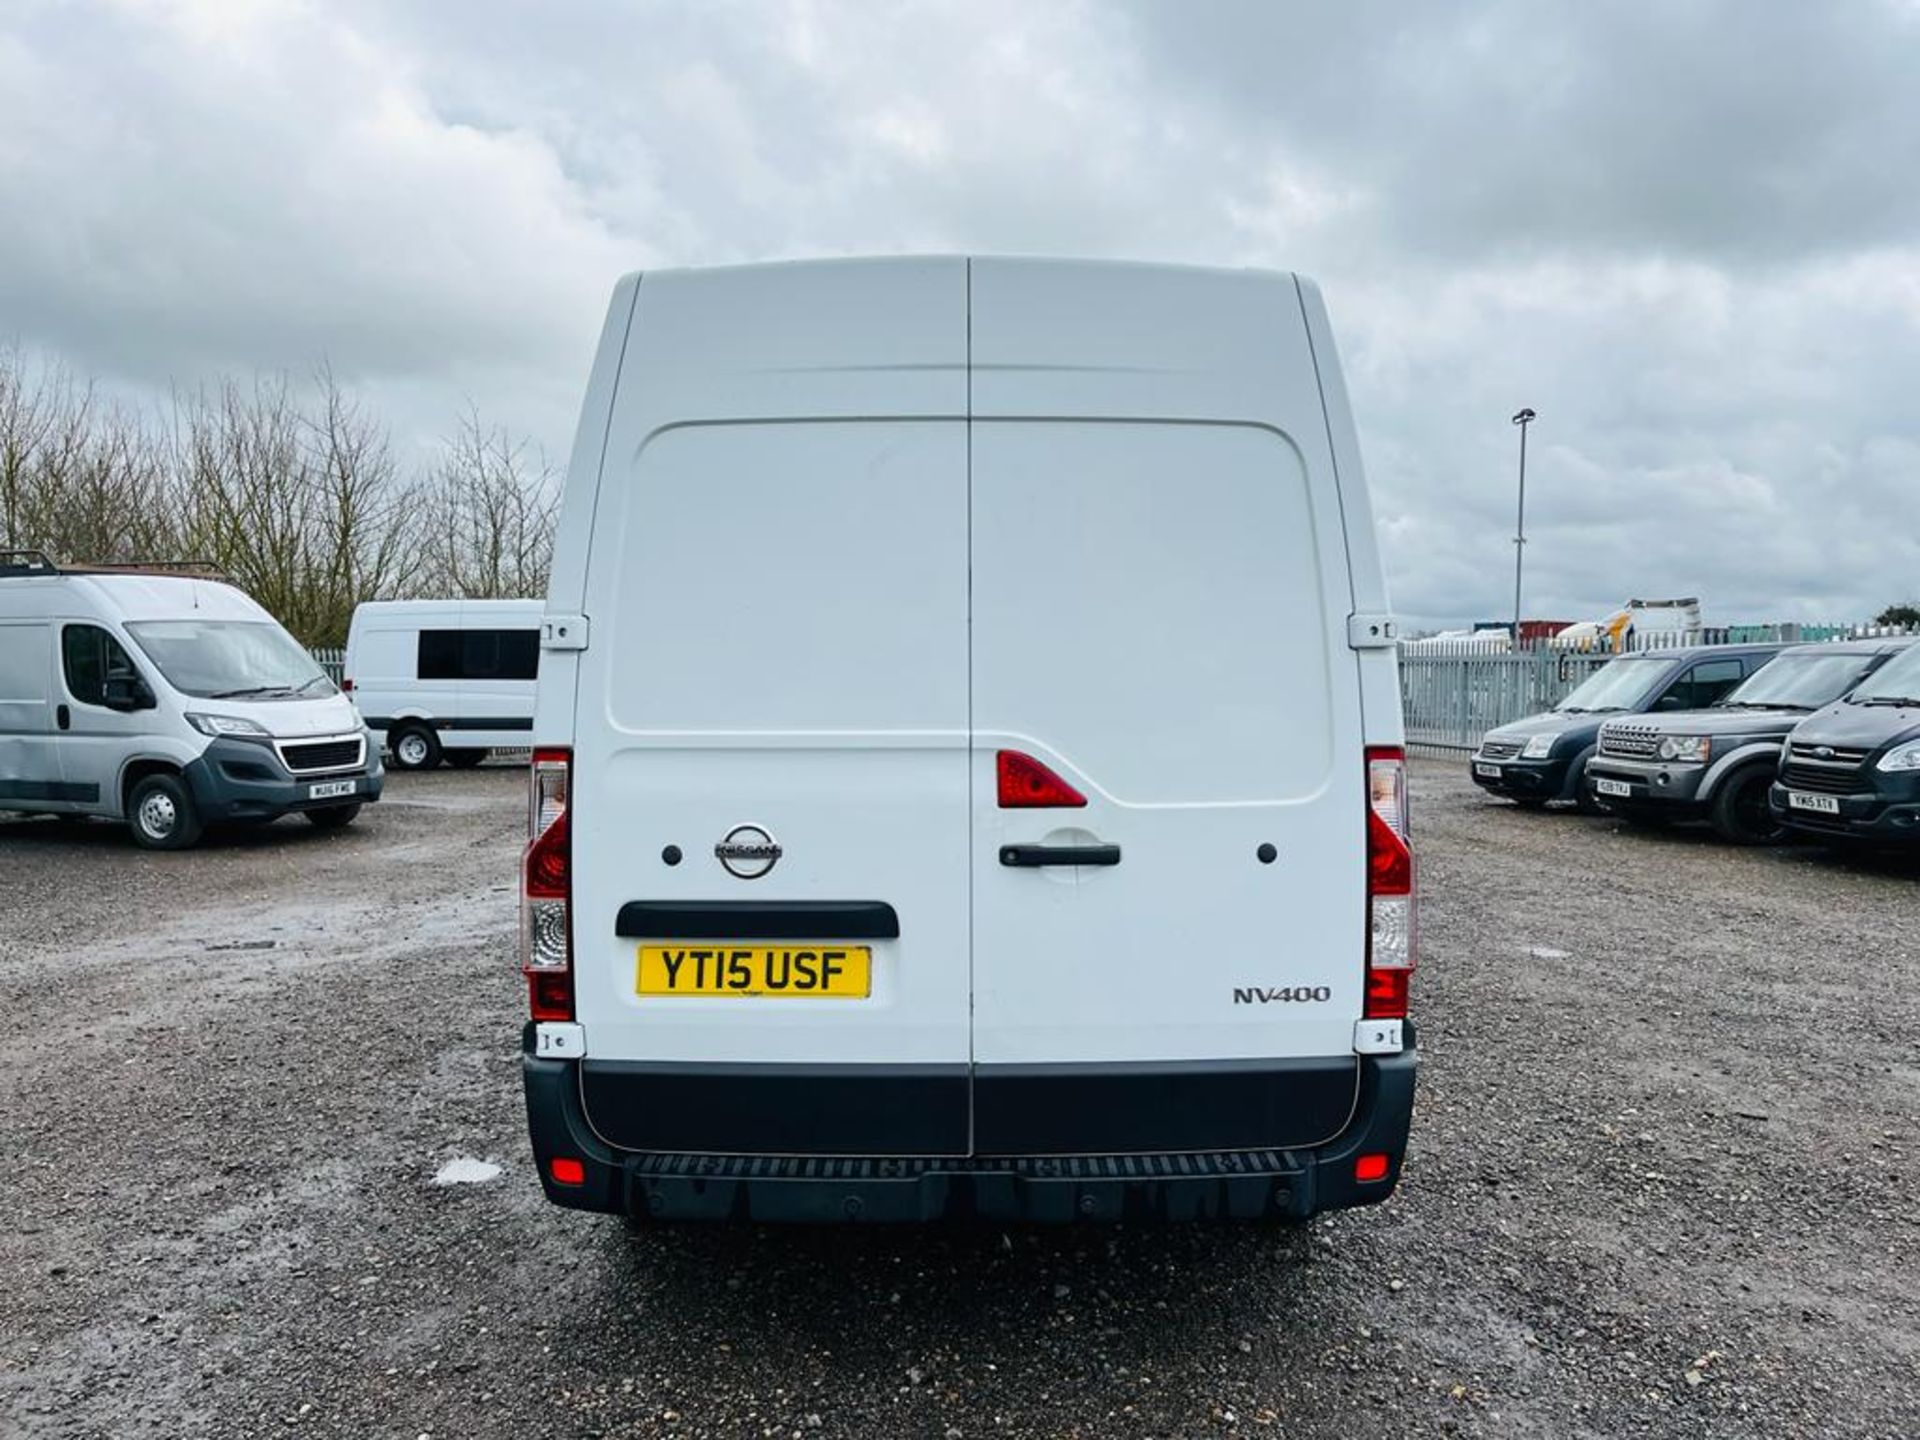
[627,1148,1314,1223]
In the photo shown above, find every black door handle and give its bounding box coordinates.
[56,703,70,731]
[999,843,1121,867]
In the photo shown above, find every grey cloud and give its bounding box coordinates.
[1,0,1916,624]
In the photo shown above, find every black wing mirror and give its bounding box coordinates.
[102,674,154,712]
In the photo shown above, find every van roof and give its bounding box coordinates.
[3,572,271,624]
[352,598,544,616]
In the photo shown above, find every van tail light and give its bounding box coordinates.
[997,750,1087,808]
[522,747,573,1021]
[1364,746,1415,1020]
[340,677,354,693]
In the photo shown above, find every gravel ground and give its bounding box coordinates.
[1,759,1915,1440]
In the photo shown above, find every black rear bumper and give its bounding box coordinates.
[522,1041,1418,1223]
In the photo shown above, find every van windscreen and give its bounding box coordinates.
[125,621,333,699]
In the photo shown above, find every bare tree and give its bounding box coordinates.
[1,345,559,642]
[419,406,558,601]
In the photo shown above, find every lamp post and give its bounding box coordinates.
[1510,407,1536,648]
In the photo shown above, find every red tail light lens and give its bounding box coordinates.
[522,748,573,1019]
[997,750,1087,808]
[340,677,354,693]
[525,808,569,899]
[1365,747,1415,1020]
[549,1156,586,1186]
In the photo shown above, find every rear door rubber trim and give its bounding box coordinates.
[614,900,901,940]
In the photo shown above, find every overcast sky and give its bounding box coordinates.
[3,0,1917,627]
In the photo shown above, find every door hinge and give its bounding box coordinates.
[541,614,589,651]
[1348,613,1399,649]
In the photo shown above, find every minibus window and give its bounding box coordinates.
[417,628,539,682]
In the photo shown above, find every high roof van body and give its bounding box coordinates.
[343,598,542,770]
[0,554,379,848]
[519,258,1415,1222]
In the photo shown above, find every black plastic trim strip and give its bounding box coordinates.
[973,1057,1359,1155]
[579,1060,966,1156]
[0,778,97,803]
[360,716,532,732]
[615,900,901,940]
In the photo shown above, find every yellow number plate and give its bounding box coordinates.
[636,944,872,998]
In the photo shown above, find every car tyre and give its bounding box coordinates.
[388,723,442,771]
[127,773,203,850]
[304,804,362,831]
[1569,750,1605,814]
[1710,765,1788,846]
[444,748,488,769]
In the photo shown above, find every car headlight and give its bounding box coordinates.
[1521,732,1560,759]
[1876,741,1920,773]
[1656,735,1711,763]
[186,712,271,738]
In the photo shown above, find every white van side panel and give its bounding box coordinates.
[1296,278,1404,745]
[0,620,66,807]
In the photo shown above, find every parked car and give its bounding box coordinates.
[521,256,1416,1224]
[1470,644,1781,809]
[1585,638,1917,844]
[1771,638,1920,844]
[342,599,541,770]
[0,551,380,848]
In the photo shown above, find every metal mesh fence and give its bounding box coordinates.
[1400,623,1918,752]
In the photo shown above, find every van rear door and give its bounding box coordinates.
[966,260,1368,1155]
[568,260,973,1156]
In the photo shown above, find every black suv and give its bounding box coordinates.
[1470,645,1781,809]
[1771,638,1920,844]
[1585,638,1918,844]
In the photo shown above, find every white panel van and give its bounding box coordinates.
[520,258,1416,1223]
[342,599,542,769]
[0,554,380,848]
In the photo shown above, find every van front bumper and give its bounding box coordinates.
[183,736,384,822]
[521,1036,1418,1224]
[1769,781,1920,841]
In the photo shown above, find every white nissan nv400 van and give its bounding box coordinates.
[521,258,1415,1223]
[0,554,380,848]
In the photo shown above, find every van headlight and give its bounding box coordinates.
[1876,741,1920,773]
[1521,732,1560,759]
[187,713,271,739]
[1656,735,1711,763]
